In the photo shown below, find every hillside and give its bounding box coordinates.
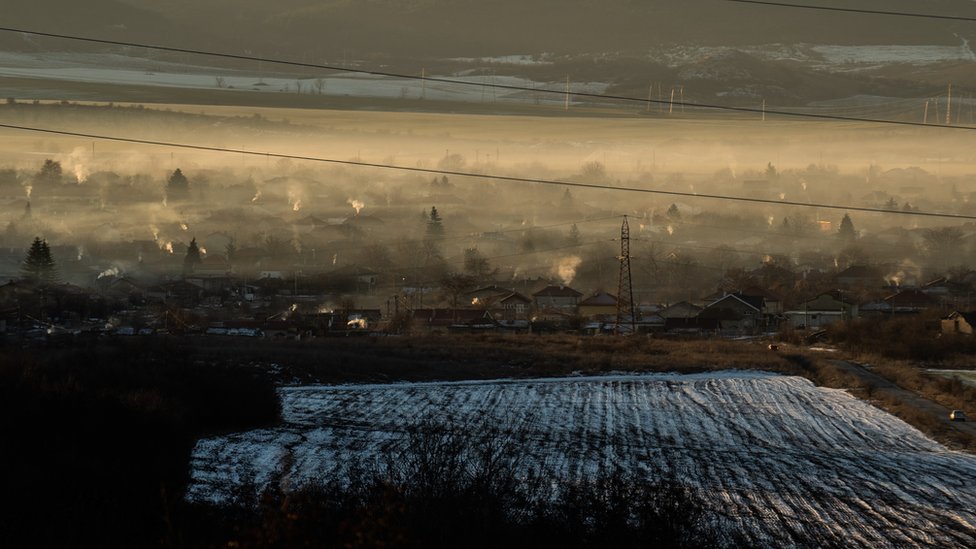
[7,0,976,58]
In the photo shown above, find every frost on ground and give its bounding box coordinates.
[188,372,976,548]
[0,52,606,105]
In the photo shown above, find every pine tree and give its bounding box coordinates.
[36,159,62,185]
[22,237,57,285]
[184,237,202,273]
[225,240,237,262]
[166,168,190,202]
[667,203,681,220]
[838,213,857,241]
[567,224,581,246]
[426,206,444,237]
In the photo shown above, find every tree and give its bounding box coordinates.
[22,237,57,284]
[225,240,237,262]
[440,272,477,309]
[923,226,965,271]
[426,206,444,238]
[666,203,681,221]
[463,248,497,283]
[567,224,582,247]
[166,169,190,202]
[838,213,857,242]
[579,161,607,182]
[184,237,202,274]
[36,159,62,185]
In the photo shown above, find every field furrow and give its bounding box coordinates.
[188,372,976,547]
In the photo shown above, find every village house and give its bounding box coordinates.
[699,293,763,334]
[835,265,884,289]
[409,308,497,334]
[941,311,976,335]
[784,291,858,329]
[884,288,939,314]
[493,292,532,323]
[532,285,583,320]
[659,301,702,319]
[578,291,618,321]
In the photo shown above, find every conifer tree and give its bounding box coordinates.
[426,206,444,237]
[838,213,857,242]
[22,236,57,284]
[667,203,681,220]
[166,168,190,202]
[184,237,202,274]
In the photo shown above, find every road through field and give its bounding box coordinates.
[829,360,976,440]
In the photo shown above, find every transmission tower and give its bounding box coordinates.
[615,216,637,335]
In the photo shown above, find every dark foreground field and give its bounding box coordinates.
[1,335,972,547]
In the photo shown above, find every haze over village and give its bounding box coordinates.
[5,111,976,339]
[3,1,976,548]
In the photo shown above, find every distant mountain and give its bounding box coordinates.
[98,0,976,58]
[4,0,975,108]
[1,0,178,50]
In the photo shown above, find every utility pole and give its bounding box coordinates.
[615,216,637,335]
[564,76,570,111]
[946,83,953,125]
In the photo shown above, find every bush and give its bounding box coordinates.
[184,421,737,548]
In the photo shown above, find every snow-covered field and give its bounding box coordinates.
[0,52,606,105]
[650,41,976,68]
[188,372,976,547]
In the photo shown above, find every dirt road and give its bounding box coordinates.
[829,359,976,441]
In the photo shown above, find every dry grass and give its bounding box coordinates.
[787,351,976,452]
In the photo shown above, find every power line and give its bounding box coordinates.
[1,26,975,131]
[726,0,976,22]
[3,121,975,221]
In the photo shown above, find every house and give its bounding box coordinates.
[922,277,974,309]
[749,263,797,290]
[835,265,883,289]
[147,279,205,305]
[700,293,762,334]
[740,286,783,315]
[410,308,497,333]
[342,214,385,234]
[578,291,618,321]
[659,301,702,319]
[96,275,146,302]
[784,291,858,329]
[492,292,532,322]
[325,265,379,293]
[942,311,976,335]
[185,274,234,295]
[663,317,720,335]
[466,285,517,306]
[884,288,938,314]
[532,285,583,319]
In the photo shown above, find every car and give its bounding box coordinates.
[950,410,967,422]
